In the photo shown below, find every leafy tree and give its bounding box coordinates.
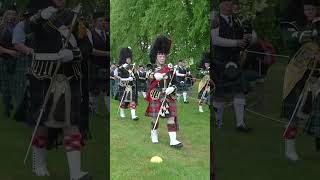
[111,0,210,66]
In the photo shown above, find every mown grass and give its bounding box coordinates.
[110,82,210,180]
[214,60,320,180]
[0,97,107,180]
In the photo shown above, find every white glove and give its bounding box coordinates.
[121,77,133,81]
[165,86,175,95]
[41,7,58,20]
[122,63,128,68]
[154,73,166,80]
[58,49,74,62]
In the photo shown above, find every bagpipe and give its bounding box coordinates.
[199,67,216,100]
[118,63,137,87]
[283,18,320,136]
[146,63,177,102]
[239,19,284,80]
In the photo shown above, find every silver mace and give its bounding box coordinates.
[245,50,290,58]
[23,4,82,164]
[152,65,177,131]
[283,58,318,137]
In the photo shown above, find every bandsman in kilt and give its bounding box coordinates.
[175,60,191,103]
[281,0,320,161]
[88,11,109,114]
[115,47,139,120]
[211,0,257,131]
[198,53,211,113]
[145,35,183,149]
[0,5,18,118]
[24,0,91,179]
[137,65,148,98]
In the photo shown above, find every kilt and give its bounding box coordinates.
[212,59,250,98]
[88,62,108,96]
[0,56,16,97]
[24,65,88,148]
[198,89,211,105]
[281,73,308,120]
[26,75,82,127]
[137,80,147,92]
[304,94,320,138]
[115,84,138,103]
[213,71,250,98]
[177,81,190,93]
[145,93,177,118]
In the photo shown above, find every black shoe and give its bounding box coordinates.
[184,101,189,104]
[170,143,183,149]
[236,125,252,133]
[132,117,139,121]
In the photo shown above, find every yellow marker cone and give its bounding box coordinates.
[150,156,163,163]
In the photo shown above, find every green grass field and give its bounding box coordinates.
[110,83,210,180]
[214,61,320,180]
[0,99,107,180]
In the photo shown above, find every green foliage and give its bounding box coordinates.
[235,0,289,51]
[110,0,210,65]
[0,0,108,18]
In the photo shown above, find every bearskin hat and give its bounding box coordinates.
[119,47,133,66]
[203,52,211,63]
[198,52,211,69]
[149,35,172,64]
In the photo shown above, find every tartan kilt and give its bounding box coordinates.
[212,59,250,97]
[198,89,211,105]
[88,62,108,95]
[304,94,320,138]
[145,94,177,118]
[26,75,82,126]
[281,75,307,120]
[0,56,16,96]
[24,71,88,148]
[14,54,32,105]
[137,80,147,92]
[177,81,190,93]
[115,84,138,103]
